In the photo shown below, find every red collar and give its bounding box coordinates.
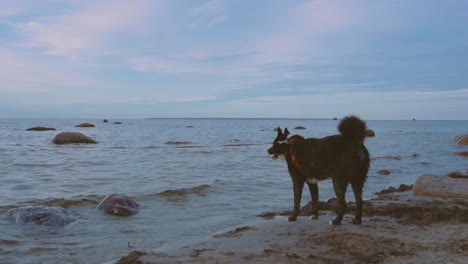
[287,138,303,173]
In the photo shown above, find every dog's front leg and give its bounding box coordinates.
[331,178,347,225]
[288,176,304,222]
[307,182,319,219]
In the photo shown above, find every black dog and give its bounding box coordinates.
[267,116,370,225]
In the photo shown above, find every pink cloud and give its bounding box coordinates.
[14,0,161,57]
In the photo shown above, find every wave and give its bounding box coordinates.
[176,145,207,149]
[0,239,19,246]
[0,196,102,213]
[13,162,63,168]
[156,184,211,197]
[142,146,162,149]
[372,153,420,161]
[0,185,212,212]
[165,141,192,145]
[223,143,265,147]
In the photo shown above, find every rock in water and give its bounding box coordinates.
[365,129,375,137]
[52,132,97,144]
[456,135,468,145]
[7,206,76,226]
[26,127,56,131]
[75,123,95,128]
[96,194,140,217]
[413,174,468,199]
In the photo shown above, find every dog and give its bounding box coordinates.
[267,115,370,225]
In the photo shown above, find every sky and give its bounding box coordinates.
[1,0,468,120]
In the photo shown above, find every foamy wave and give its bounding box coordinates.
[0,195,102,213]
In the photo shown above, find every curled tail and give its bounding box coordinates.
[338,115,367,141]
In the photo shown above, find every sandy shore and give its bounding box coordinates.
[117,188,468,264]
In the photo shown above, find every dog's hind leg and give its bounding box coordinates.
[351,181,364,224]
[330,178,347,225]
[307,182,319,219]
[288,177,304,222]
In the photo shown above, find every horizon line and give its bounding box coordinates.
[1,117,467,121]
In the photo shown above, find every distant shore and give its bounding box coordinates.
[116,186,468,264]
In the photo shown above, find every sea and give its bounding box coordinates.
[0,118,466,264]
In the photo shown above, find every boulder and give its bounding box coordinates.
[26,127,56,131]
[75,123,95,128]
[103,119,109,123]
[456,135,468,145]
[365,129,375,137]
[455,151,468,157]
[52,132,97,144]
[413,174,468,199]
[7,206,75,226]
[96,194,140,217]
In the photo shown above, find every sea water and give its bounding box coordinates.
[0,118,466,263]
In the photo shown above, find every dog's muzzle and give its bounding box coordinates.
[267,147,278,159]
[267,147,278,160]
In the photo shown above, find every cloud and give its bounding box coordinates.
[187,0,229,29]
[0,7,18,17]
[0,49,90,92]
[133,60,213,75]
[131,96,216,103]
[254,1,357,57]
[12,0,158,57]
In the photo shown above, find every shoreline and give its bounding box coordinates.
[116,187,468,264]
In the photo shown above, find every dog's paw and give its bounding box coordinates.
[287,215,297,222]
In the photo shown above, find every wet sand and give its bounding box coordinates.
[117,188,468,264]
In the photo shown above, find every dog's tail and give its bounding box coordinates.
[338,115,367,141]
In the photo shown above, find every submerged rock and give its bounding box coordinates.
[374,184,414,195]
[7,206,75,226]
[113,122,123,125]
[26,127,56,131]
[294,126,306,130]
[165,141,192,145]
[52,132,97,144]
[75,123,95,128]
[413,174,468,199]
[377,169,391,175]
[96,194,140,217]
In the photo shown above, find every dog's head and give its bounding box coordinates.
[267,127,290,160]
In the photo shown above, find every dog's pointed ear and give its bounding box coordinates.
[273,127,284,142]
[284,127,290,137]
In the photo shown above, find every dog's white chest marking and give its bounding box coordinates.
[307,178,317,184]
[278,154,287,162]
